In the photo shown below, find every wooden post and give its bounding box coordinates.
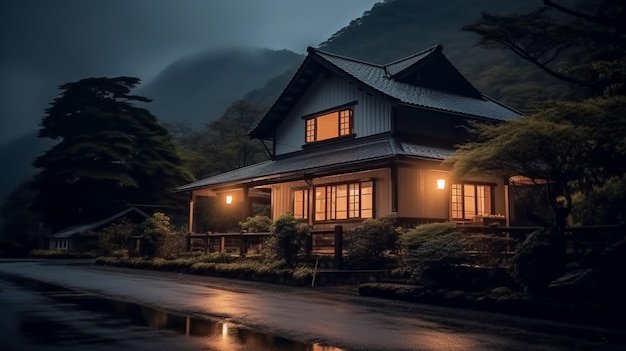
[305,232,313,255]
[239,231,246,258]
[188,194,195,234]
[334,225,344,270]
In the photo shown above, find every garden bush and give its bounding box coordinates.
[398,222,470,287]
[239,215,272,232]
[512,228,565,295]
[345,213,399,269]
[141,212,186,258]
[30,249,98,259]
[97,219,136,255]
[263,213,309,266]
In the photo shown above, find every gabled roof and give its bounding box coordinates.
[175,136,453,192]
[50,207,150,238]
[250,45,522,139]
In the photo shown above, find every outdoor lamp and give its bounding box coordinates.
[226,195,233,204]
[437,179,445,190]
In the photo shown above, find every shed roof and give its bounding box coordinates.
[50,207,150,238]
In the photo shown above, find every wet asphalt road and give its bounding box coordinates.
[0,259,625,351]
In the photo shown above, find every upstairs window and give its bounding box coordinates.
[451,183,493,220]
[305,108,353,143]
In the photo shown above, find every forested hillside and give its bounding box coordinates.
[250,0,569,112]
[137,48,303,126]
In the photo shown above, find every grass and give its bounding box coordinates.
[95,254,315,286]
[30,249,99,259]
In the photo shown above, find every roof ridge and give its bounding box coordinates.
[383,44,442,67]
[307,46,383,67]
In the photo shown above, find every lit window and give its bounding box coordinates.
[314,181,373,221]
[451,183,493,220]
[305,108,353,143]
[293,189,308,219]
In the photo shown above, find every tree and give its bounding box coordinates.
[32,77,194,231]
[445,96,626,230]
[170,100,270,179]
[463,0,626,97]
[456,0,626,229]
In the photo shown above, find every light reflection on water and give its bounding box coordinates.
[7,275,344,351]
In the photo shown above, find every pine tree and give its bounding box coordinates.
[32,77,194,231]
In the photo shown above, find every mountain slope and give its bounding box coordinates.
[137,47,303,126]
[312,0,568,110]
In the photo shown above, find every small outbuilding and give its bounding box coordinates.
[47,207,149,252]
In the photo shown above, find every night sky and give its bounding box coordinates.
[0,0,379,143]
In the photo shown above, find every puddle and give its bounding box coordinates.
[3,275,344,351]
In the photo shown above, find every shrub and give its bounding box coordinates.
[239,215,272,232]
[398,222,470,286]
[97,219,135,255]
[512,228,565,295]
[345,213,399,269]
[30,249,98,259]
[141,212,186,258]
[263,213,309,266]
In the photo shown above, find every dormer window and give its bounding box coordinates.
[305,107,353,143]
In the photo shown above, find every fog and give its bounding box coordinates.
[0,0,379,143]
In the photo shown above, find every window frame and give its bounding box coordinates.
[303,102,356,144]
[292,187,309,220]
[313,180,373,222]
[451,182,495,220]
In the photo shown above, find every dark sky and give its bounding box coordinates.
[0,0,379,143]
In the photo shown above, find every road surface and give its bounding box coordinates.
[0,259,624,351]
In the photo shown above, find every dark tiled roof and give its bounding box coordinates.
[384,45,441,77]
[175,138,453,192]
[314,49,521,121]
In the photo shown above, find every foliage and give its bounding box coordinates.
[31,76,194,232]
[345,213,398,269]
[398,222,470,286]
[30,249,98,259]
[263,213,309,266]
[97,219,136,255]
[463,0,626,97]
[445,96,626,230]
[169,100,269,179]
[95,255,314,285]
[511,228,565,296]
[141,212,185,258]
[239,215,272,232]
[572,175,626,225]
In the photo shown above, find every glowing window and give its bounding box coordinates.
[451,183,493,220]
[314,181,373,221]
[293,189,308,219]
[305,108,353,143]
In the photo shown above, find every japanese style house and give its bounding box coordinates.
[175,45,522,252]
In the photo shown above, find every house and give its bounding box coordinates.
[175,45,522,252]
[48,207,149,251]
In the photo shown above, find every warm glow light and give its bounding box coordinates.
[225,195,233,204]
[437,179,446,190]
